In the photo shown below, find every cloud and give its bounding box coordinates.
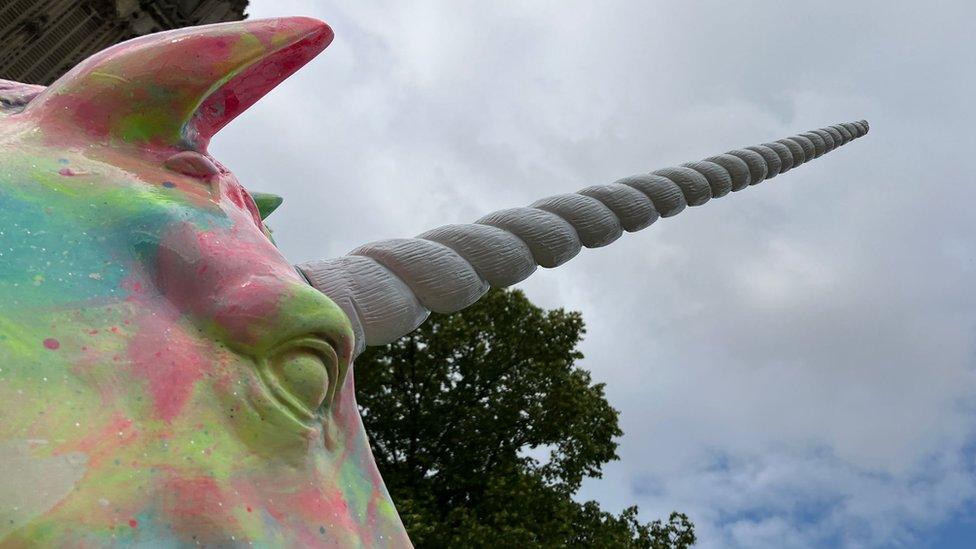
[213,1,976,547]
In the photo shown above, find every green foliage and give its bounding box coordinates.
[356,288,695,548]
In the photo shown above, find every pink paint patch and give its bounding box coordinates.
[127,312,207,422]
[154,222,302,344]
[292,488,358,531]
[128,519,138,528]
[162,476,239,537]
[58,167,86,176]
[43,337,60,350]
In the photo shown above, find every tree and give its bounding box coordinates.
[356,288,695,548]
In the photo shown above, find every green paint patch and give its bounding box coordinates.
[116,110,176,145]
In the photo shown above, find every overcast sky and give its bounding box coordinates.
[211,2,976,547]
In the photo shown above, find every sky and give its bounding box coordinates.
[210,1,976,547]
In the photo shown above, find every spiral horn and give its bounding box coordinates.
[300,121,869,354]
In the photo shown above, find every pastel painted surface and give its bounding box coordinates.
[0,17,408,547]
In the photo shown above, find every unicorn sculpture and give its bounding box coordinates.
[0,17,867,546]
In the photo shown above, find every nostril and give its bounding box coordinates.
[164,151,220,178]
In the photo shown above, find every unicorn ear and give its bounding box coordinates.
[251,192,285,220]
[0,79,45,115]
[20,18,332,153]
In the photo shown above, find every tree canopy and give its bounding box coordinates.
[356,288,695,548]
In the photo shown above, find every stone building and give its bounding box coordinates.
[0,0,248,85]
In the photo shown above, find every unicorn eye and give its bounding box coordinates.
[262,337,339,418]
[164,151,220,178]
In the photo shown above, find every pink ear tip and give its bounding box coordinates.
[285,16,334,37]
[264,16,335,51]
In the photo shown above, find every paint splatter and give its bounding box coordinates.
[0,16,407,548]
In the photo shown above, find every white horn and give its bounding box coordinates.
[301,121,870,354]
